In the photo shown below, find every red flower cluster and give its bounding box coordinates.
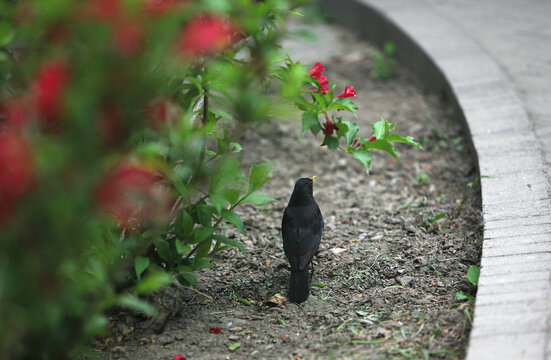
[173,355,187,360]
[337,85,356,99]
[146,97,179,129]
[113,22,144,56]
[95,163,167,230]
[308,62,330,94]
[177,15,239,58]
[144,0,187,16]
[32,60,70,125]
[2,59,70,131]
[323,117,338,135]
[209,327,222,334]
[0,131,35,223]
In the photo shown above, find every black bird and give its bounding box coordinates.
[282,177,324,303]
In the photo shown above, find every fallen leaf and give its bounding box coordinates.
[229,342,241,352]
[330,247,347,255]
[267,293,287,306]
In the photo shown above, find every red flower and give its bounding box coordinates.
[95,163,160,229]
[32,60,69,124]
[144,0,186,16]
[113,22,144,56]
[369,136,377,142]
[0,130,35,223]
[309,62,330,94]
[99,105,125,146]
[308,62,325,78]
[173,355,187,360]
[209,327,222,334]
[337,85,356,99]
[146,97,178,129]
[322,118,338,135]
[2,97,34,129]
[177,15,239,58]
[88,0,122,21]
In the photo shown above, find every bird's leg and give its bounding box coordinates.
[310,261,314,281]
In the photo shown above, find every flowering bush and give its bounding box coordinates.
[0,1,419,358]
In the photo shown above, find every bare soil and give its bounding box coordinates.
[93,20,482,360]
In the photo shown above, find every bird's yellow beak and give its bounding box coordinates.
[312,176,317,182]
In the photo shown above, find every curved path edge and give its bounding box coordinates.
[317,0,551,359]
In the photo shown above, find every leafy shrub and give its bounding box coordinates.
[0,1,419,358]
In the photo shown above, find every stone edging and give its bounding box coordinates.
[317,0,551,359]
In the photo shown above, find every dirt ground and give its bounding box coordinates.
[93,19,482,360]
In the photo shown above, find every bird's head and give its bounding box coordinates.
[289,177,316,205]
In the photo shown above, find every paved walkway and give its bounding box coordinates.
[318,0,551,359]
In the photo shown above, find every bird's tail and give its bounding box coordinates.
[289,268,309,303]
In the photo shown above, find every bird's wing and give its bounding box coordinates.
[282,204,323,272]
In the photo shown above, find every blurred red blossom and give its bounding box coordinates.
[32,60,70,125]
[88,0,122,21]
[95,163,170,230]
[177,15,239,58]
[0,130,35,223]
[308,62,325,78]
[309,62,330,94]
[114,22,144,56]
[2,97,34,130]
[337,85,356,99]
[99,105,125,146]
[173,355,187,360]
[146,97,179,129]
[209,327,222,334]
[144,0,187,16]
[369,136,377,142]
[322,117,338,135]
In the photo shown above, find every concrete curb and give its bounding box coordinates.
[317,0,551,359]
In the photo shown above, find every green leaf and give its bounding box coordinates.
[175,239,192,254]
[467,265,480,286]
[372,117,391,140]
[229,342,241,352]
[193,258,214,270]
[222,188,241,206]
[213,234,246,254]
[136,270,172,294]
[192,226,216,243]
[340,119,359,147]
[0,22,15,47]
[134,257,150,281]
[310,282,325,288]
[277,317,286,326]
[352,150,373,175]
[195,237,213,259]
[428,213,446,224]
[237,298,251,306]
[248,161,273,193]
[230,142,243,153]
[154,239,173,263]
[302,112,320,136]
[221,209,245,234]
[364,139,398,159]
[386,134,423,149]
[83,314,109,337]
[177,266,197,287]
[118,295,157,316]
[322,134,339,150]
[310,89,327,107]
[241,192,277,206]
[195,204,214,227]
[327,98,359,113]
[182,211,194,235]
